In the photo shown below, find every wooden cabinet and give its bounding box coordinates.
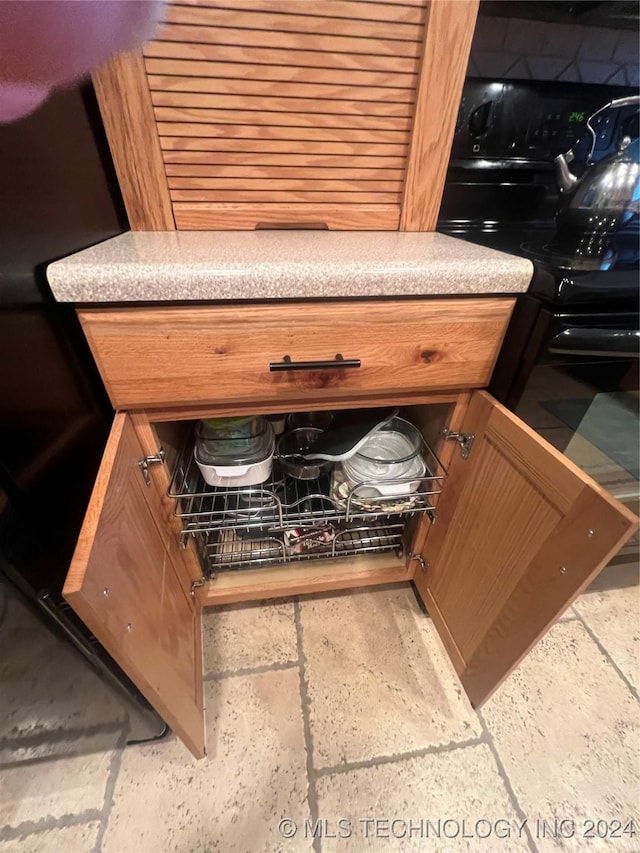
[92,0,479,230]
[62,298,638,760]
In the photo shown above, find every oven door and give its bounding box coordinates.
[514,311,639,522]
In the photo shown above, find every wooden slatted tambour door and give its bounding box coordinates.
[92,1,479,230]
[143,0,426,229]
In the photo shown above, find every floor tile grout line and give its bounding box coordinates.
[476,710,539,853]
[293,598,322,853]
[202,659,299,682]
[91,724,130,853]
[0,810,103,842]
[314,736,486,778]
[0,721,130,844]
[571,609,639,702]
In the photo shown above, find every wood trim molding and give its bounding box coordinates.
[204,553,412,606]
[92,51,175,230]
[400,0,479,231]
[173,202,401,230]
[138,390,463,424]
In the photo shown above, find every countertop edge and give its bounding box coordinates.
[45,231,534,303]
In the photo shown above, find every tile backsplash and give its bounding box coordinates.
[469,16,639,86]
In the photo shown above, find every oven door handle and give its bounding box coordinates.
[548,327,640,358]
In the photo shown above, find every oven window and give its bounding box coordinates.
[515,356,639,518]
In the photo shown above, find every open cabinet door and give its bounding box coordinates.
[414,391,638,708]
[63,413,205,758]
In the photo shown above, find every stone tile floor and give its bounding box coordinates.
[1,563,638,853]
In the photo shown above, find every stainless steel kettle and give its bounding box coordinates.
[554,96,640,240]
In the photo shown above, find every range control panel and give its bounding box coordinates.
[451,79,638,163]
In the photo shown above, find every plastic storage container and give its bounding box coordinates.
[194,417,275,487]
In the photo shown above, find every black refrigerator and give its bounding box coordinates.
[0,84,166,747]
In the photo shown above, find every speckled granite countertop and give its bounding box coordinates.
[46,230,533,302]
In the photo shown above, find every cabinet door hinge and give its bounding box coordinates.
[408,552,429,574]
[138,449,166,486]
[442,427,475,459]
[190,578,206,599]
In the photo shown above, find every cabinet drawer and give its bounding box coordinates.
[78,299,515,409]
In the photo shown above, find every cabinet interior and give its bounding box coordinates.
[154,403,452,602]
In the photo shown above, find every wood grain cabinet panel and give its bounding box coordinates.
[63,414,205,757]
[414,392,639,706]
[77,298,515,410]
[92,0,479,230]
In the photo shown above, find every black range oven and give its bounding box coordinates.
[438,78,639,521]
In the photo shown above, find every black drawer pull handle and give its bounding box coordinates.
[269,353,361,372]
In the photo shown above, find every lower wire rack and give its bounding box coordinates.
[204,522,405,574]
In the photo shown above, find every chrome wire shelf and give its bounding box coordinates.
[167,435,447,538]
[206,523,405,574]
